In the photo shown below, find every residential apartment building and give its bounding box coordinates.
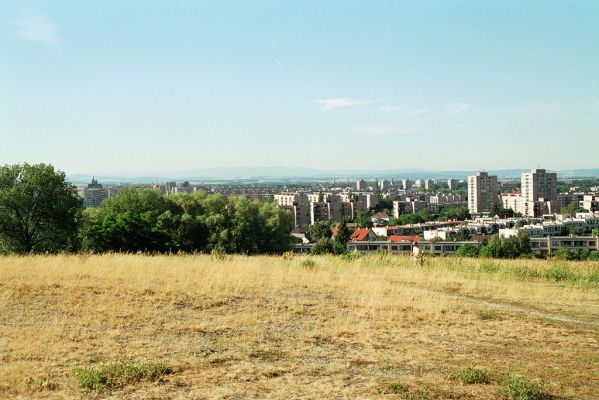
[501,168,559,217]
[447,178,457,191]
[274,192,311,227]
[521,168,557,202]
[467,172,498,215]
[356,179,367,191]
[78,178,108,208]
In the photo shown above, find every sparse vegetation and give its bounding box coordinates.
[71,360,171,390]
[0,254,597,399]
[498,373,551,400]
[446,365,492,384]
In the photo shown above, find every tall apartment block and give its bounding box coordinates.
[519,168,558,217]
[447,178,457,191]
[467,172,498,215]
[77,178,109,208]
[356,179,367,191]
[521,168,557,202]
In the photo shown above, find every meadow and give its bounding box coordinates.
[0,253,597,399]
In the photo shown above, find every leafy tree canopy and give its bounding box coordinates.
[0,163,81,253]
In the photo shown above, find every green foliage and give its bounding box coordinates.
[553,248,577,261]
[544,265,577,282]
[446,366,491,384]
[385,382,407,394]
[0,163,82,253]
[438,206,470,221]
[300,258,316,269]
[478,261,499,273]
[311,237,346,255]
[310,220,332,242]
[498,373,551,400]
[356,210,373,227]
[456,243,479,257]
[479,232,530,259]
[334,219,351,245]
[491,205,517,218]
[82,190,293,254]
[71,360,171,390]
[560,202,577,217]
[373,194,394,212]
[476,309,502,320]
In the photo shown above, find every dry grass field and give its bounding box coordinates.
[0,253,598,399]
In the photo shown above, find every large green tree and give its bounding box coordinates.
[82,190,293,254]
[0,163,82,253]
[81,188,180,252]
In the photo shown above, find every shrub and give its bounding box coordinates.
[385,382,407,394]
[544,266,577,282]
[477,310,501,320]
[498,373,551,400]
[586,269,599,284]
[340,251,362,261]
[210,247,230,261]
[553,248,577,261]
[587,251,599,261]
[479,261,499,273]
[71,360,171,390]
[446,365,491,384]
[456,243,479,257]
[300,258,316,269]
[509,265,541,280]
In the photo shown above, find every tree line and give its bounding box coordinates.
[0,163,293,254]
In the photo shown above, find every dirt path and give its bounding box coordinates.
[403,285,599,329]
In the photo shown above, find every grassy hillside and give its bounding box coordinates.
[0,254,597,399]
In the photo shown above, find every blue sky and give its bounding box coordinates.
[1,1,598,175]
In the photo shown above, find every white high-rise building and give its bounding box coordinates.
[447,178,457,191]
[356,179,367,191]
[521,168,557,202]
[467,172,498,215]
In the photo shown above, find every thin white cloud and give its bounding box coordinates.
[443,103,472,115]
[352,126,418,137]
[15,11,59,45]
[380,105,402,113]
[408,109,429,117]
[314,98,376,111]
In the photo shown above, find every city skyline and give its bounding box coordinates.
[2,1,598,174]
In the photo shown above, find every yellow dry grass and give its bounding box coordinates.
[0,254,597,399]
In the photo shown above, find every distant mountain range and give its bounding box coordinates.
[68,167,599,185]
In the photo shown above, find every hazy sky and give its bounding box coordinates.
[1,1,598,175]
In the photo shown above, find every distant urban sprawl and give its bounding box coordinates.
[78,168,599,259]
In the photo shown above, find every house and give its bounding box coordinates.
[350,228,378,241]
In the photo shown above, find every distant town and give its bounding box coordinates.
[77,168,599,258]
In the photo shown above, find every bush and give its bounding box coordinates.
[587,251,599,261]
[509,265,541,280]
[300,258,316,269]
[498,373,551,400]
[71,360,171,390]
[554,248,577,261]
[479,261,499,273]
[385,382,407,394]
[544,266,577,282]
[446,365,491,384]
[456,244,479,257]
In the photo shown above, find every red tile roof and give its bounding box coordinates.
[389,235,422,243]
[350,228,372,241]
